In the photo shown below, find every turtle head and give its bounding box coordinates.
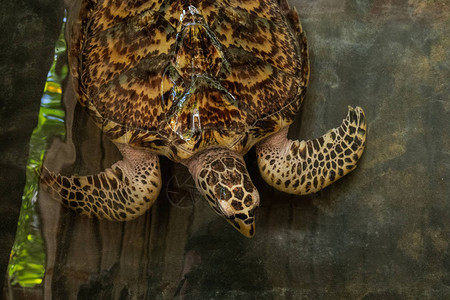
[187,148,260,237]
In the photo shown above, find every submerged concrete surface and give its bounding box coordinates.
[1,0,449,299]
[265,1,450,298]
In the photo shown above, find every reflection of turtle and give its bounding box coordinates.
[42,0,367,237]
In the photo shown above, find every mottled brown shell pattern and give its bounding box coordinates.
[68,0,309,161]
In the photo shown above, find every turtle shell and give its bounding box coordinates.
[68,0,309,161]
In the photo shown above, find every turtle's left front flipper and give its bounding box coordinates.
[256,106,367,195]
[41,146,161,221]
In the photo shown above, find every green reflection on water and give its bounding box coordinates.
[7,17,67,288]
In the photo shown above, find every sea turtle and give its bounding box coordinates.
[42,0,367,237]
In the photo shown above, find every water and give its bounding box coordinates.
[2,0,450,299]
[7,16,67,289]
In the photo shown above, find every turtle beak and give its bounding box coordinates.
[226,209,256,238]
[231,218,255,238]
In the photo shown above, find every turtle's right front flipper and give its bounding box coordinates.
[256,106,367,195]
[41,146,161,221]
